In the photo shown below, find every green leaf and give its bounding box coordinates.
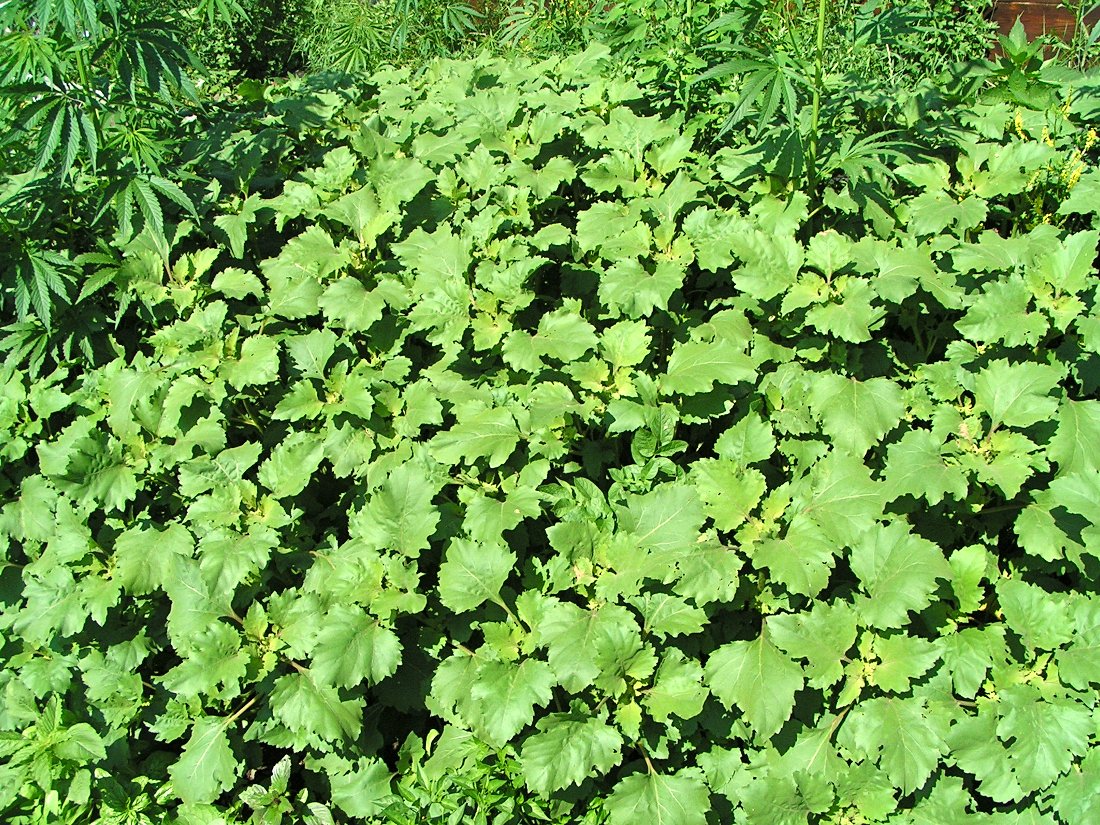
[286,329,338,380]
[794,451,885,547]
[849,521,951,629]
[536,601,639,693]
[839,697,945,795]
[178,443,262,498]
[322,186,395,248]
[434,656,555,747]
[599,259,684,319]
[221,336,280,389]
[214,195,261,258]
[661,339,755,396]
[257,432,324,498]
[882,430,969,505]
[769,601,858,689]
[705,629,803,739]
[318,278,384,331]
[606,771,710,825]
[617,483,705,556]
[971,360,1062,430]
[53,722,107,763]
[806,374,905,455]
[997,685,1091,793]
[643,651,707,722]
[270,673,363,745]
[870,634,940,693]
[1051,748,1100,825]
[714,413,776,466]
[323,756,393,818]
[351,462,440,558]
[164,558,229,655]
[692,460,765,532]
[740,771,834,825]
[996,579,1072,651]
[520,713,623,795]
[674,541,744,605]
[576,202,646,255]
[311,605,402,688]
[161,623,247,700]
[1031,229,1098,294]
[1048,399,1100,476]
[430,407,521,468]
[169,718,240,805]
[956,277,1047,346]
[1057,597,1100,690]
[535,303,599,363]
[113,522,194,595]
[633,593,707,640]
[437,538,515,613]
[753,514,837,598]
[941,626,1005,698]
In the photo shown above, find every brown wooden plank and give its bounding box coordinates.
[992,0,1100,41]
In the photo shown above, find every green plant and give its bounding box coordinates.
[137,0,313,87]
[2,37,1100,824]
[1053,0,1100,69]
[0,0,257,372]
[295,0,483,73]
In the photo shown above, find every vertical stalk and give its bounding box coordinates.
[807,0,828,194]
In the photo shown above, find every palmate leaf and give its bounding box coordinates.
[195,0,250,26]
[9,242,75,325]
[106,20,200,104]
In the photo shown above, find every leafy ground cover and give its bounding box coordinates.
[2,12,1100,825]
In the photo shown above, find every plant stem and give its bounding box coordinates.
[808,0,829,195]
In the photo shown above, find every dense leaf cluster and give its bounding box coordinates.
[2,42,1100,824]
